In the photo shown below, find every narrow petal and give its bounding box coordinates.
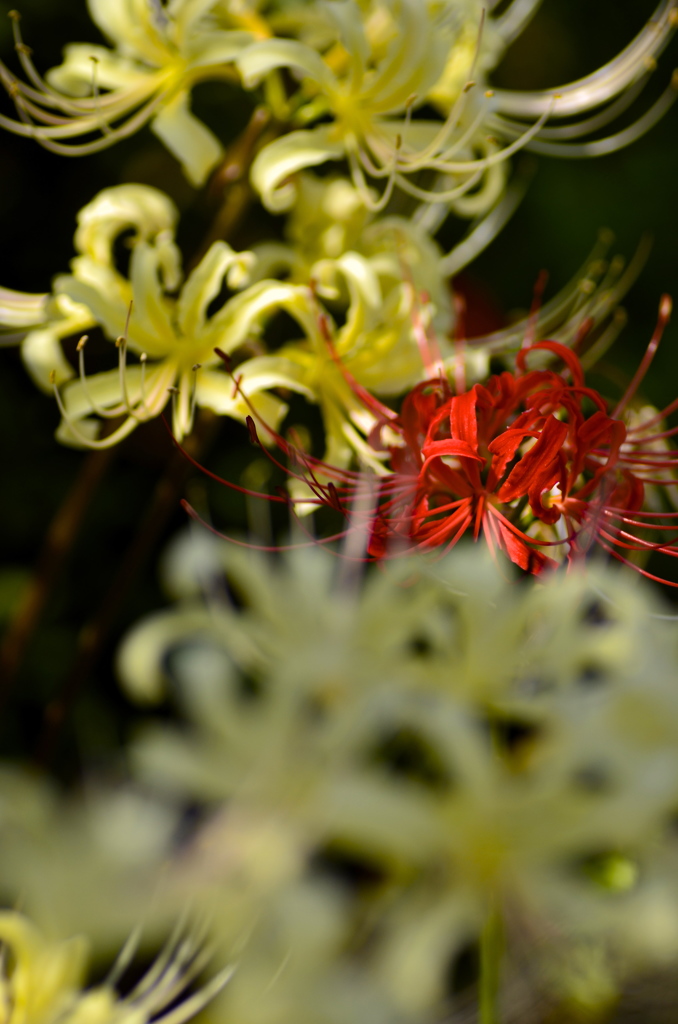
[250,127,344,211]
[151,91,224,186]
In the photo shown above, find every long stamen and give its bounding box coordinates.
[613,295,672,417]
[50,370,137,448]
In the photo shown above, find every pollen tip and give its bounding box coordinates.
[8,10,20,20]
[49,369,56,385]
[671,68,678,88]
[76,334,88,351]
[192,362,201,372]
[214,347,231,369]
[669,9,678,27]
[140,352,147,362]
[484,89,494,98]
[643,56,658,72]
[660,294,673,320]
[463,80,476,93]
[246,415,259,445]
[115,335,125,348]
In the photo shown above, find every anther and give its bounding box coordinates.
[8,10,20,21]
[463,80,476,93]
[246,415,260,446]
[643,56,658,72]
[192,363,201,372]
[76,335,88,351]
[115,335,126,348]
[484,89,494,98]
[49,369,56,385]
[15,43,32,56]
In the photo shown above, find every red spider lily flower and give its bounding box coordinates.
[364,296,677,579]
[185,298,677,582]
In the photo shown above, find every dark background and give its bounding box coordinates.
[0,0,676,777]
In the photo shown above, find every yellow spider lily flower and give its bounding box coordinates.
[0,0,261,185]
[18,183,311,448]
[235,0,678,211]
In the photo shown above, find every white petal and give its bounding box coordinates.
[236,37,336,91]
[151,91,224,186]
[250,127,344,211]
[21,329,75,392]
[177,241,239,339]
[46,44,155,94]
[74,184,178,265]
[117,607,216,703]
[195,369,289,430]
[0,289,48,329]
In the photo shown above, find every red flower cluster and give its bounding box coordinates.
[188,298,678,582]
[366,298,677,578]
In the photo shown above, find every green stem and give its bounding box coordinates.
[479,903,503,1024]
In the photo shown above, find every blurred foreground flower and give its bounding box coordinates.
[117,535,678,1021]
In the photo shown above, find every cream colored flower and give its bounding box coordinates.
[0,0,260,185]
[236,0,678,212]
[117,535,678,1017]
[27,184,313,447]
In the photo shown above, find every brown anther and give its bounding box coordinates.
[672,69,678,88]
[395,134,402,150]
[192,363,201,372]
[90,55,99,63]
[76,335,88,351]
[49,369,56,385]
[167,386,179,395]
[8,10,20,21]
[115,335,126,347]
[643,56,658,72]
[484,89,494,98]
[669,9,678,27]
[463,80,476,92]
[15,43,32,56]
[246,415,259,445]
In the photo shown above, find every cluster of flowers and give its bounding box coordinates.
[0,0,677,1019]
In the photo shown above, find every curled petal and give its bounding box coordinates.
[250,127,345,211]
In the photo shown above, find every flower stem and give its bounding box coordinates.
[479,903,503,1024]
